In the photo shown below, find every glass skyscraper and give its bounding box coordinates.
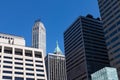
[98,0,120,78]
[64,15,109,80]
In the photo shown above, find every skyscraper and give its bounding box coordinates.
[0,32,47,80]
[64,15,109,80]
[45,42,67,80]
[32,20,46,57]
[98,0,120,78]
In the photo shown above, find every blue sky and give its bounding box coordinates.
[0,0,100,54]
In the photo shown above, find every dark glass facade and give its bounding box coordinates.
[64,15,109,80]
[98,0,120,79]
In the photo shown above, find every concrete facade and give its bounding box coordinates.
[0,33,47,80]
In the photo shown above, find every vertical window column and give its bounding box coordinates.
[12,47,15,80]
[23,49,26,80]
[0,46,4,79]
[33,50,37,80]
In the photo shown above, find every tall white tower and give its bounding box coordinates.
[32,19,46,57]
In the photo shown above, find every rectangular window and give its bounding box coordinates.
[36,64,43,67]
[3,65,12,69]
[3,76,12,79]
[26,68,34,71]
[3,70,12,74]
[15,62,23,65]
[15,77,23,80]
[4,47,12,54]
[15,67,23,70]
[35,60,43,63]
[26,63,33,66]
[15,58,23,61]
[25,50,32,57]
[37,74,45,77]
[25,59,33,62]
[26,73,34,76]
[15,48,23,55]
[36,69,44,72]
[4,56,12,59]
[35,51,42,58]
[15,72,23,75]
[4,61,12,64]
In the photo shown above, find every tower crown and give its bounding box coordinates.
[54,41,62,55]
[33,19,45,31]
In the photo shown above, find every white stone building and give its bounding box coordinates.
[0,33,47,80]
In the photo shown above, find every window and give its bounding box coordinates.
[15,77,23,80]
[15,62,23,65]
[4,56,12,59]
[15,58,23,61]
[36,64,43,67]
[3,76,12,79]
[15,48,23,55]
[15,72,23,75]
[25,59,33,62]
[35,51,42,58]
[4,47,12,54]
[25,50,32,57]
[26,63,33,66]
[26,73,34,76]
[4,61,12,64]
[3,70,12,74]
[15,67,23,70]
[35,60,43,63]
[3,65,12,69]
[37,74,45,77]
[36,69,44,72]
[26,68,34,71]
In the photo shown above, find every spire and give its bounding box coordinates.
[54,41,62,55]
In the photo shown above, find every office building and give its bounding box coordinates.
[32,20,46,57]
[0,33,47,80]
[45,42,67,80]
[98,0,120,78]
[64,15,109,80]
[91,67,118,80]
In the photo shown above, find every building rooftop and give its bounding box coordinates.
[0,32,24,39]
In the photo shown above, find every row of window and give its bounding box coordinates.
[3,60,43,67]
[3,76,45,80]
[3,70,45,76]
[3,65,44,72]
[0,47,42,58]
[4,56,43,63]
